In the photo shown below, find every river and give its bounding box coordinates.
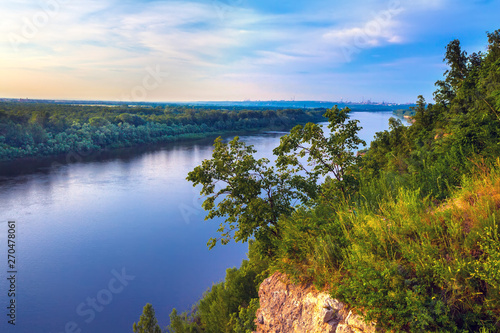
[0,111,396,333]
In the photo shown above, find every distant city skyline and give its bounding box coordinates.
[1,0,499,104]
[0,97,414,106]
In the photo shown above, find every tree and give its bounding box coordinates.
[486,29,500,58]
[167,308,201,333]
[133,303,162,333]
[443,39,468,91]
[88,116,110,127]
[273,106,365,201]
[117,113,146,126]
[437,33,500,121]
[187,106,365,251]
[186,137,304,250]
[410,95,433,130]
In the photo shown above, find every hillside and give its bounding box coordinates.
[137,30,500,333]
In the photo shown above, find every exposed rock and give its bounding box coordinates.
[254,272,377,333]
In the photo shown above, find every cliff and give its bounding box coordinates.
[254,272,377,333]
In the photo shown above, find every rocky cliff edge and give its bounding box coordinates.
[254,272,377,333]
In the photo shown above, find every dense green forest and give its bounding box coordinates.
[134,30,500,332]
[0,103,326,161]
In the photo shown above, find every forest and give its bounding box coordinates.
[0,103,326,161]
[133,30,500,333]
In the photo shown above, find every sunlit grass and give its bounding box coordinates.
[274,160,500,331]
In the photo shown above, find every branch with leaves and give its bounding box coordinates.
[187,106,366,251]
[273,106,366,200]
[187,137,306,249]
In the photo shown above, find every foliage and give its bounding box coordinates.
[164,30,500,333]
[272,202,351,288]
[187,106,364,252]
[270,30,500,332]
[273,105,365,201]
[133,303,162,333]
[330,165,500,332]
[168,309,202,333]
[227,298,260,333]
[186,137,305,251]
[271,160,500,331]
[0,103,325,161]
[271,30,500,332]
[361,29,500,202]
[392,108,415,119]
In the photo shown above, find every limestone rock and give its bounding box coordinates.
[254,272,377,333]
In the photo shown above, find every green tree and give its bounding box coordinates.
[187,106,365,251]
[186,137,305,250]
[273,106,365,201]
[167,308,201,333]
[443,39,468,91]
[88,116,110,127]
[117,113,147,126]
[228,298,260,333]
[133,303,162,333]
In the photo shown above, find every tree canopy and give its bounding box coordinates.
[0,103,326,162]
[187,106,364,251]
[186,136,301,251]
[133,303,162,333]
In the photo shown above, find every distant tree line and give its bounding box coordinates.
[0,103,325,161]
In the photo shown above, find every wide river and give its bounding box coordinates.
[0,111,396,333]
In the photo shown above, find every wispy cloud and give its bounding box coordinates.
[0,0,498,102]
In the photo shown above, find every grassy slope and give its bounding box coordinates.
[274,161,500,332]
[163,30,500,333]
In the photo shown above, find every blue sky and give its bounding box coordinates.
[0,0,499,103]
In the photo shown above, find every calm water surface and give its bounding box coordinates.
[0,111,396,332]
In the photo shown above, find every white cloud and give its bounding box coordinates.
[0,0,494,102]
[321,2,405,58]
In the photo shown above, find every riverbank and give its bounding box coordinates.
[0,102,327,163]
[0,124,318,178]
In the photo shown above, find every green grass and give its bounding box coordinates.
[273,160,500,332]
